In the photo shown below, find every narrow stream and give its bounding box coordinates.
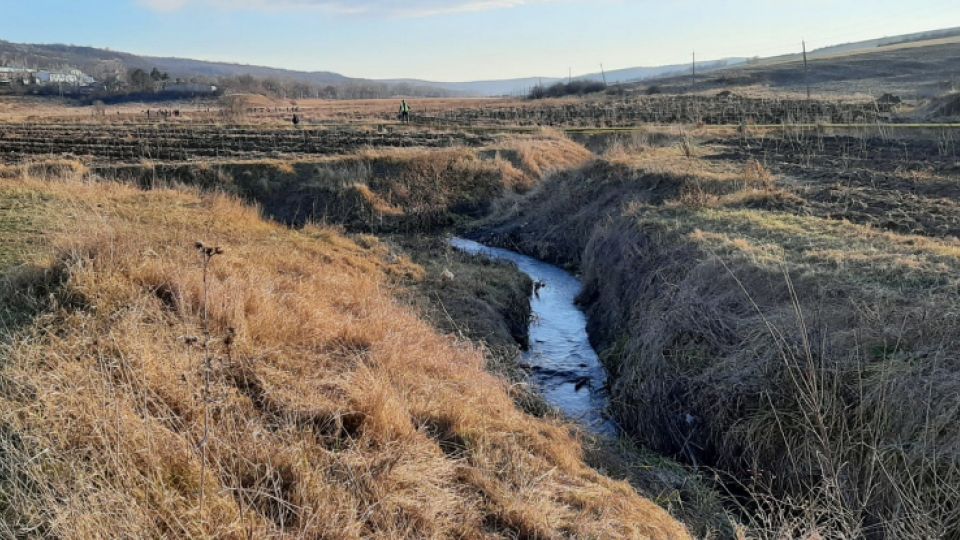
[451,238,619,437]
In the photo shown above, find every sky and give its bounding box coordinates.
[2,0,960,81]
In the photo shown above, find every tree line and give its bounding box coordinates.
[2,60,460,100]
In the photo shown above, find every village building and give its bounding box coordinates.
[0,66,95,87]
[0,66,36,86]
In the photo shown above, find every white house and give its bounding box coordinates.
[33,68,96,87]
[0,66,37,86]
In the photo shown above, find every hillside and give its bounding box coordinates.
[385,58,748,97]
[4,25,959,98]
[0,39,745,97]
[0,40,448,98]
[0,41,347,85]
[636,28,960,97]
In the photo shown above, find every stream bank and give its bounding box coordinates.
[450,237,618,437]
[392,233,734,538]
[469,128,960,537]
[81,132,736,536]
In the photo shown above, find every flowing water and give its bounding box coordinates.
[451,238,618,437]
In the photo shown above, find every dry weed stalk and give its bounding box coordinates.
[194,240,224,523]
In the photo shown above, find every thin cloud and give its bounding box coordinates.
[139,0,189,11]
[139,0,557,17]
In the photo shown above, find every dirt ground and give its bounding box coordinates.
[0,95,523,126]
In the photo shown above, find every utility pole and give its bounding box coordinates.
[691,51,696,93]
[569,67,572,85]
[802,40,811,100]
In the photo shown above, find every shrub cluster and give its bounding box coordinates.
[528,80,607,99]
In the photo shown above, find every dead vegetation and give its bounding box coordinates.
[7,93,959,537]
[0,123,495,164]
[90,131,592,233]
[582,205,960,538]
[475,125,960,538]
[0,175,689,538]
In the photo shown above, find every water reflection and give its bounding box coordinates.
[451,237,618,437]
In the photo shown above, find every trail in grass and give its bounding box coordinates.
[451,237,618,436]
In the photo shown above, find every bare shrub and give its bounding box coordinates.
[680,132,698,158]
[742,159,775,189]
[603,130,652,160]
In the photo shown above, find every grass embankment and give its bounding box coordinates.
[97,131,593,233]
[479,129,960,537]
[0,174,689,538]
[392,233,733,539]
[388,236,536,386]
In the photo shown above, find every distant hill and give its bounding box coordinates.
[0,41,350,85]
[386,58,748,97]
[2,25,959,98]
[0,40,441,97]
[0,38,744,97]
[631,27,960,98]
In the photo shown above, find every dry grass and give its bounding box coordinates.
[595,132,783,210]
[0,159,90,181]
[605,142,742,184]
[0,96,212,123]
[0,175,688,538]
[92,131,590,234]
[285,97,521,123]
[583,204,960,538]
[477,123,960,537]
[489,132,594,191]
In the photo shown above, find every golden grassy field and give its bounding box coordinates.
[0,171,690,538]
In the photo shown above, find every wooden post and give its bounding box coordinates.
[600,63,608,87]
[691,51,696,93]
[803,40,811,100]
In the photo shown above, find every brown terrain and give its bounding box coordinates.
[2,34,960,539]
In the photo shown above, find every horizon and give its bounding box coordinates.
[2,1,959,82]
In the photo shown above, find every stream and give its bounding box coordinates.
[451,238,619,437]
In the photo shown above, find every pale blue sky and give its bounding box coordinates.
[3,0,959,81]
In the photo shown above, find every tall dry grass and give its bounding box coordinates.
[475,130,960,537]
[579,206,960,539]
[0,176,688,538]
